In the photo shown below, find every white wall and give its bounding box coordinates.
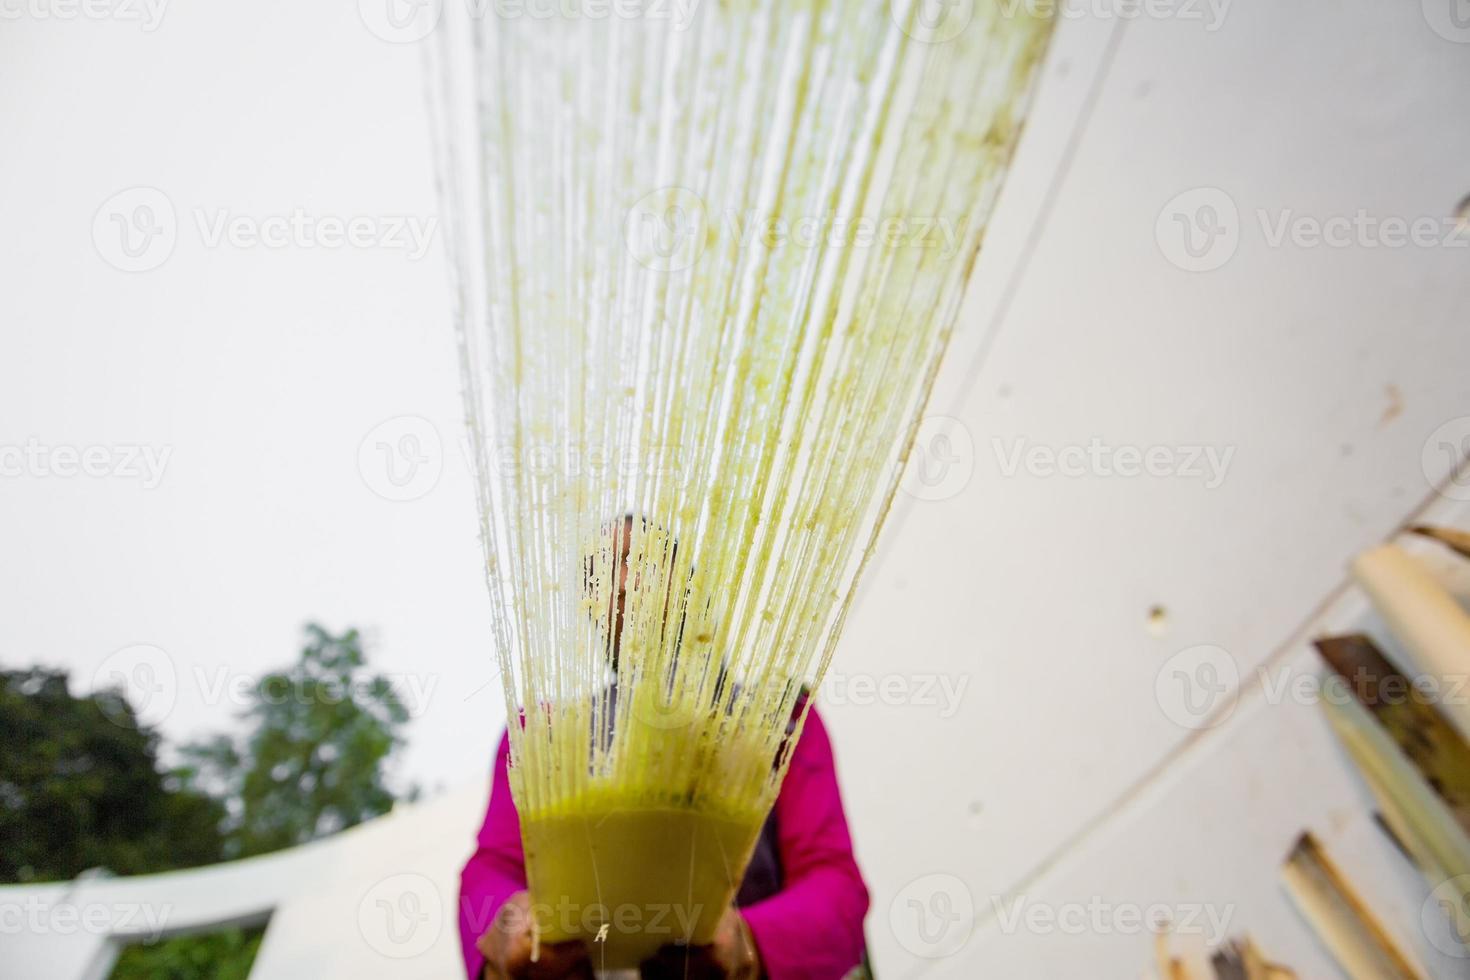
[821,0,1470,973]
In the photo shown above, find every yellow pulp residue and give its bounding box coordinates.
[430,0,1054,965]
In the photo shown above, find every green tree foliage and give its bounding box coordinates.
[1,624,414,980]
[176,624,412,859]
[110,924,266,980]
[0,669,224,883]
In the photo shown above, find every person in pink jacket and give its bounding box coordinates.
[458,522,870,979]
[458,703,869,979]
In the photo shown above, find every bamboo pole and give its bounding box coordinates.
[1411,526,1470,562]
[1280,833,1427,980]
[1351,545,1470,742]
[1315,634,1470,836]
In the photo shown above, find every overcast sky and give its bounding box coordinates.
[0,5,509,795]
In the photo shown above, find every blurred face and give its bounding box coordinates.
[600,516,675,671]
[610,517,633,659]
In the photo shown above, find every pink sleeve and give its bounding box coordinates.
[740,707,870,979]
[458,731,526,980]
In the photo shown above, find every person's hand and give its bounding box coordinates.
[640,908,761,980]
[477,891,593,980]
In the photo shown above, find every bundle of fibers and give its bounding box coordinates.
[428,0,1054,965]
